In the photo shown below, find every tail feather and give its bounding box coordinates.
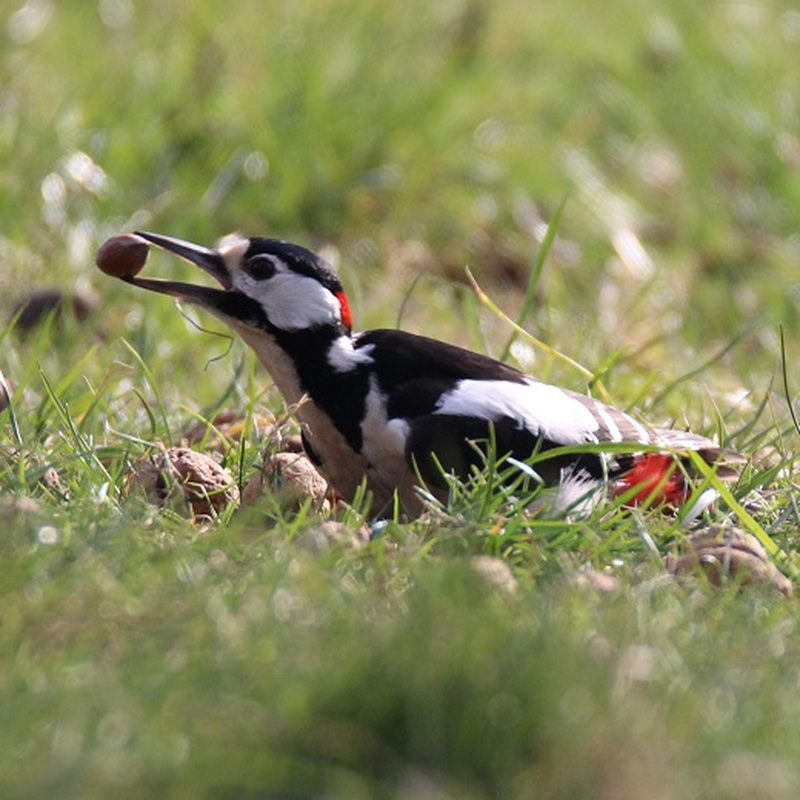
[612,439,743,509]
[652,428,744,479]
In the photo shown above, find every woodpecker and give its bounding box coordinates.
[113,231,738,517]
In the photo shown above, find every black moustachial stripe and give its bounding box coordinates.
[275,327,370,452]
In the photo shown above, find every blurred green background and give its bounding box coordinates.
[3,0,800,365]
[3,2,800,799]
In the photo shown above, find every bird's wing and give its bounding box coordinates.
[394,378,652,488]
[360,328,668,444]
[357,329,735,494]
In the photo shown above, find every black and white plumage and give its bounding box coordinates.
[115,231,738,517]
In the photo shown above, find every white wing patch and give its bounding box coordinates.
[435,379,602,445]
[359,379,416,508]
[361,380,409,459]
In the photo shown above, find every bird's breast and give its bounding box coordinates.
[295,399,369,502]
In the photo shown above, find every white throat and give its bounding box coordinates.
[234,324,305,406]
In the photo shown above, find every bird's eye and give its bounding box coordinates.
[246,255,277,281]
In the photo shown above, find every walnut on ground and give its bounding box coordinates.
[130,446,239,519]
[471,555,519,597]
[242,450,330,511]
[667,525,792,596]
[294,520,370,552]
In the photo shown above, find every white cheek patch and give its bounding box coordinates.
[435,379,601,445]
[235,272,342,331]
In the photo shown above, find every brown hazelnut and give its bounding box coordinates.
[96,233,149,279]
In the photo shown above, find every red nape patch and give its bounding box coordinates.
[336,290,353,332]
[614,453,687,507]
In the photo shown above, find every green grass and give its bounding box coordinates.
[3,0,800,797]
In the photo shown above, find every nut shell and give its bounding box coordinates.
[242,451,330,511]
[130,446,239,518]
[96,234,149,279]
[667,525,792,596]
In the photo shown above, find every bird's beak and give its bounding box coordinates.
[123,231,233,305]
[122,231,267,329]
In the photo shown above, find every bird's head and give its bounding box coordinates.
[127,231,353,336]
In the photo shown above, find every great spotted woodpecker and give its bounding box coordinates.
[113,231,738,517]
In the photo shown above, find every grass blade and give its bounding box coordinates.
[780,325,800,437]
[500,194,568,362]
[465,267,612,402]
